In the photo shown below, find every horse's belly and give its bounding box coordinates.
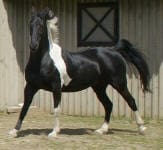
[62,82,91,92]
[62,72,99,92]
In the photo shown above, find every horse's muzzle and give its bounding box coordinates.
[30,43,39,51]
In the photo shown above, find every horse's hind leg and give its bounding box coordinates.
[112,80,146,135]
[92,84,113,134]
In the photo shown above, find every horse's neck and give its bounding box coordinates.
[46,19,59,47]
[46,21,63,58]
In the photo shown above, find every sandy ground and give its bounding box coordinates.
[0,109,163,150]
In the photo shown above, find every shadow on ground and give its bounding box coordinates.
[17,127,137,137]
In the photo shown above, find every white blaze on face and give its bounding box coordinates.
[46,17,72,86]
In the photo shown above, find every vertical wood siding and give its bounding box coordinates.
[0,0,163,119]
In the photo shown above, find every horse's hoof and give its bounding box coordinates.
[94,129,107,135]
[8,129,18,138]
[95,129,104,135]
[138,125,147,135]
[48,131,57,138]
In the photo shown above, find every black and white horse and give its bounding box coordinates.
[9,8,150,138]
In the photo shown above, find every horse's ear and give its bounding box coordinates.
[48,10,55,19]
[38,7,55,20]
[31,6,37,17]
[43,7,55,19]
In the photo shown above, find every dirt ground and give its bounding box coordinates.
[0,109,163,150]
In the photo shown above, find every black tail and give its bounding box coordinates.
[115,39,151,92]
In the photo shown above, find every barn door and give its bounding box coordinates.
[77,2,119,46]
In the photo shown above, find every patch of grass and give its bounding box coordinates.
[1,109,163,150]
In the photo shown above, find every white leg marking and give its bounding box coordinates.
[95,122,109,134]
[8,129,18,138]
[135,111,146,135]
[135,111,144,125]
[48,106,60,138]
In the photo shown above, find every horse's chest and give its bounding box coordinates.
[49,44,72,86]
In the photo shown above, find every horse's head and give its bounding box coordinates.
[29,7,55,52]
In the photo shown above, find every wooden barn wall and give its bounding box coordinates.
[0,0,25,110]
[1,0,163,119]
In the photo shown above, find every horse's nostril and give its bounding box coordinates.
[30,43,38,51]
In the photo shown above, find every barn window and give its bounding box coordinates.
[77,2,119,47]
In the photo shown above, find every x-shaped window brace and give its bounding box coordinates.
[82,6,115,41]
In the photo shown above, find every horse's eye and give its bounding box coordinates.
[39,27,43,34]
[30,27,33,35]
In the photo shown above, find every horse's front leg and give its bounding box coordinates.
[48,87,62,138]
[9,83,38,137]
